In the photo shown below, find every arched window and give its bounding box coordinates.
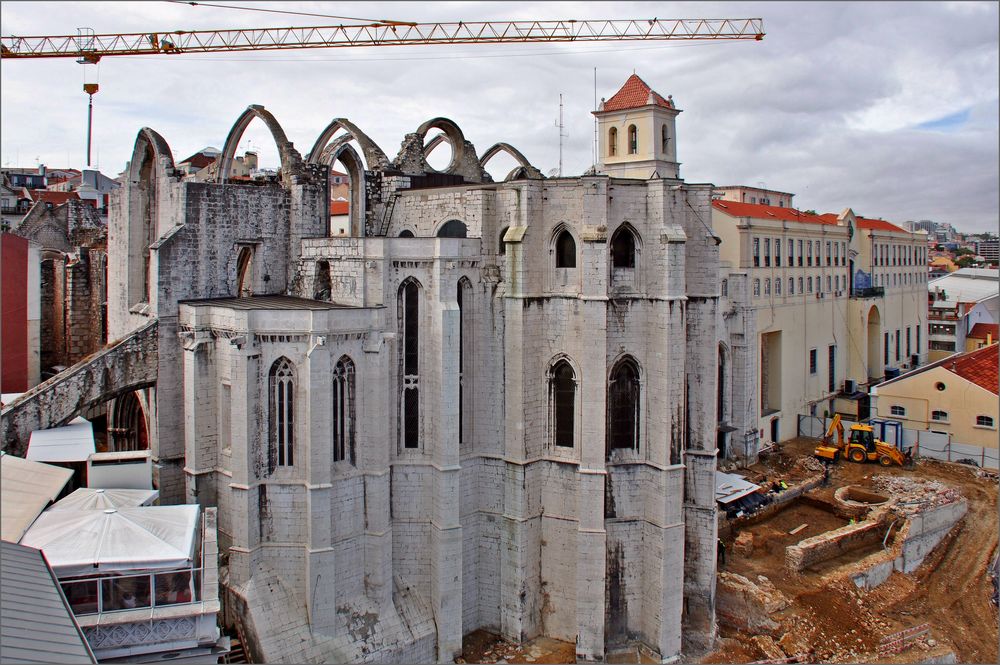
[399,279,421,449]
[498,226,509,256]
[753,279,760,297]
[608,356,640,455]
[314,260,331,301]
[789,277,795,294]
[807,276,813,293]
[610,225,637,268]
[890,405,905,417]
[437,219,468,238]
[550,359,576,448]
[398,229,415,238]
[764,278,771,296]
[627,125,638,154]
[661,124,669,154]
[977,415,995,428]
[775,278,782,295]
[798,276,804,294]
[236,247,254,298]
[931,410,948,422]
[269,357,295,471]
[721,279,728,297]
[333,356,355,464]
[608,127,618,157]
[555,229,576,268]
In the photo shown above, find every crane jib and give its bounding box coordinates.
[0,18,765,61]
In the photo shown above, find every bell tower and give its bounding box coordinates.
[594,74,681,179]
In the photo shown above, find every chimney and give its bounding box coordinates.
[38,163,46,177]
[246,151,258,171]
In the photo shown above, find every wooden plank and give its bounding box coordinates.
[789,523,808,535]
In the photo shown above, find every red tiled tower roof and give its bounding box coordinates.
[944,342,998,395]
[600,74,674,112]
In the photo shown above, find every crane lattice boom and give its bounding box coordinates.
[1,18,764,61]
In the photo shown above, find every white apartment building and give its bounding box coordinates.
[714,201,928,457]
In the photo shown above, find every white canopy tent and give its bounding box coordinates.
[49,487,159,511]
[19,505,200,578]
[26,418,95,463]
[0,452,73,543]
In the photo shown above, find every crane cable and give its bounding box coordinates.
[161,0,416,26]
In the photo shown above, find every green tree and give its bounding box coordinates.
[956,255,977,268]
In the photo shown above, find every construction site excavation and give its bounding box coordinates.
[706,437,998,664]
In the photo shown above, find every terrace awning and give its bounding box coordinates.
[715,471,762,505]
[19,505,200,578]
[26,418,95,463]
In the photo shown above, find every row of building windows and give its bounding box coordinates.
[267,354,357,472]
[889,406,994,428]
[607,124,670,157]
[874,242,925,267]
[554,226,638,269]
[806,345,839,393]
[872,271,926,287]
[752,274,849,297]
[753,238,847,268]
[882,326,921,365]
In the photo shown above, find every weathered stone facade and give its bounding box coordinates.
[105,76,720,662]
[13,198,108,374]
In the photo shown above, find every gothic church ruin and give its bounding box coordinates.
[44,75,724,662]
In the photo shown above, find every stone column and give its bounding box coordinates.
[430,267,463,661]
[181,330,217,506]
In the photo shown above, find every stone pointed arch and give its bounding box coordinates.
[479,142,544,180]
[318,139,366,237]
[126,128,177,307]
[218,105,304,185]
[308,117,390,170]
[127,127,176,183]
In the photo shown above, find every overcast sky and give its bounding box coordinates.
[2,1,997,232]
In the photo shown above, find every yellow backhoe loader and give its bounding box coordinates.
[814,414,908,466]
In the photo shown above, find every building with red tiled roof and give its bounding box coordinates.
[27,190,82,206]
[593,73,680,179]
[873,342,998,449]
[713,189,930,449]
[967,322,998,351]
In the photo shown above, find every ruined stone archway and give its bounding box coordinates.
[318,139,366,237]
[218,105,304,185]
[126,128,177,308]
[479,142,544,180]
[308,118,390,170]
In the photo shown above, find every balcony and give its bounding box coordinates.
[852,286,885,299]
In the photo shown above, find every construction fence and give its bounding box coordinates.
[797,415,999,470]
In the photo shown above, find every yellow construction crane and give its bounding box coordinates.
[1,18,764,62]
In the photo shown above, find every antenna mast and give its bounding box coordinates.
[555,94,568,177]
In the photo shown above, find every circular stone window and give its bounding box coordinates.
[935,382,946,391]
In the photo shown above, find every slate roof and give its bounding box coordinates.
[600,74,674,112]
[944,342,998,395]
[0,541,97,664]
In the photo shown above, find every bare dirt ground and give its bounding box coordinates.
[705,437,999,664]
[458,629,576,664]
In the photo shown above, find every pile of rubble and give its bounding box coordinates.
[870,474,962,514]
